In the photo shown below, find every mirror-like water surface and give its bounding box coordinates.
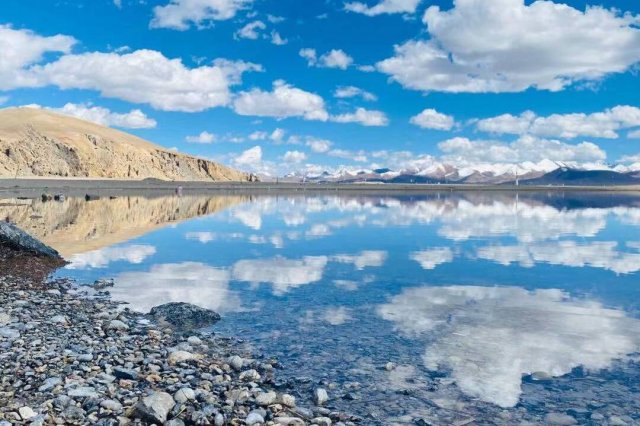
[3,192,640,425]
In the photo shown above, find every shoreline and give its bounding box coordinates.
[0,247,353,425]
[1,178,640,197]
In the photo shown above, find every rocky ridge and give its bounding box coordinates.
[0,108,254,182]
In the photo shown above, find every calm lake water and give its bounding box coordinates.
[3,191,640,425]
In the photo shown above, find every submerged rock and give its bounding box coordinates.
[149,302,221,331]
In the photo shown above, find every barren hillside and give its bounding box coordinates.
[0,107,253,182]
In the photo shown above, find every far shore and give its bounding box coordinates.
[1,178,640,197]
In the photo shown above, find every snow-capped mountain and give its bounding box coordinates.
[277,160,640,185]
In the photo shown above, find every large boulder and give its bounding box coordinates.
[0,221,61,258]
[148,303,221,331]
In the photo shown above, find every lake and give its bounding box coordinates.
[3,191,640,425]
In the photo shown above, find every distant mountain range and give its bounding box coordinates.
[279,160,640,186]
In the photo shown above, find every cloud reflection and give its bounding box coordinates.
[66,244,156,269]
[111,262,241,313]
[378,285,640,407]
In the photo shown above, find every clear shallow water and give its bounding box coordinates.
[4,192,640,424]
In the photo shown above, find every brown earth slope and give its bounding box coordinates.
[0,107,253,181]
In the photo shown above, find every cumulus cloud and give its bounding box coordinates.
[377,0,640,93]
[233,80,329,121]
[284,150,307,163]
[306,138,333,153]
[270,31,288,46]
[66,245,156,269]
[233,145,263,168]
[30,50,261,112]
[0,25,76,90]
[299,48,354,69]
[476,106,640,139]
[628,130,640,139]
[186,131,216,143]
[331,107,389,126]
[234,20,266,39]
[378,285,640,407]
[231,256,328,295]
[150,0,253,30]
[29,103,157,129]
[111,262,241,313]
[345,0,421,16]
[410,248,453,269]
[334,86,377,101]
[410,108,455,130]
[438,135,606,165]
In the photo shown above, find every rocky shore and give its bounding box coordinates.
[0,240,356,425]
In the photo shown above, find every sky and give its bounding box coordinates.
[1,0,640,176]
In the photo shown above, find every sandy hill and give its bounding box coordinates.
[0,107,253,181]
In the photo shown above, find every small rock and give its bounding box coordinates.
[311,417,332,426]
[246,412,264,425]
[256,391,277,406]
[100,399,123,412]
[187,336,202,345]
[239,369,261,381]
[19,407,37,421]
[314,388,329,406]
[38,377,62,392]
[68,387,99,398]
[544,413,578,425]
[168,350,195,365]
[107,320,129,331]
[228,355,243,371]
[131,392,175,424]
[113,367,138,380]
[280,393,296,408]
[50,315,68,325]
[174,388,196,404]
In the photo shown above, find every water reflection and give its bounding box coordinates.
[110,262,241,313]
[4,191,640,420]
[378,285,640,407]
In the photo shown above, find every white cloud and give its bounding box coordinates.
[270,128,285,142]
[231,256,328,295]
[112,262,240,313]
[628,129,640,139]
[235,20,266,39]
[377,0,640,93]
[306,138,333,153]
[477,106,640,139]
[185,231,217,243]
[345,0,421,16]
[410,248,453,269]
[114,0,122,8]
[270,31,288,46]
[0,25,76,90]
[32,103,157,129]
[331,107,389,126]
[233,145,263,168]
[410,108,455,130]
[328,148,368,162]
[299,48,354,70]
[334,86,377,101]
[249,131,267,140]
[31,50,260,112]
[284,150,307,163]
[438,135,606,165]
[267,14,285,24]
[233,80,329,121]
[67,245,156,269]
[378,285,640,407]
[150,0,253,30]
[186,131,216,143]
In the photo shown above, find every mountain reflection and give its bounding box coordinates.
[0,195,247,256]
[378,285,640,407]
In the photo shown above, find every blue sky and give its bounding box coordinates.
[1,0,640,175]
